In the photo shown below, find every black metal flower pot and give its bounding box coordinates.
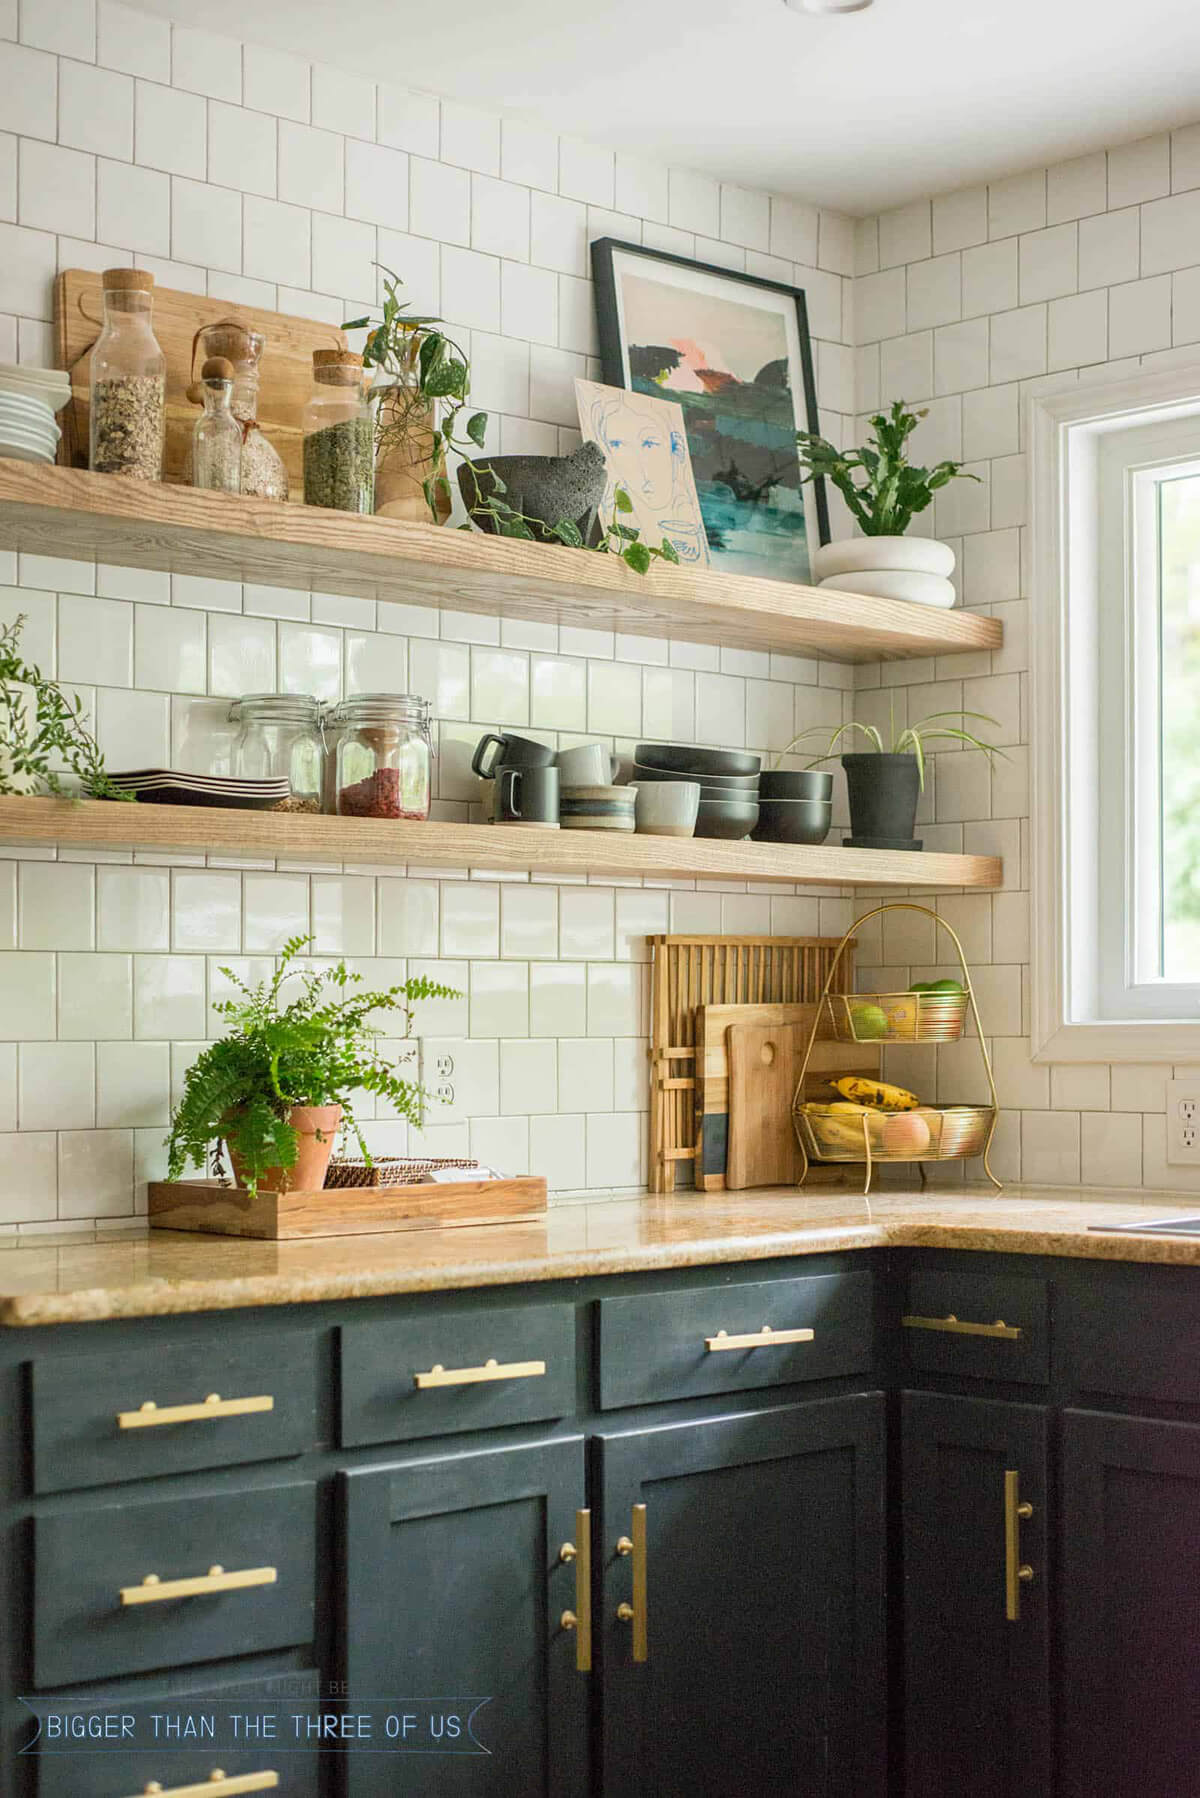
[841,753,921,849]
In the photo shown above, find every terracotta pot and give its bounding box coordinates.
[227,1103,343,1193]
[373,384,451,523]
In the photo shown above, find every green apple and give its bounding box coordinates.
[848,1001,889,1040]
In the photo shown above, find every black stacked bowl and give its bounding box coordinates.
[634,744,760,839]
[752,769,833,845]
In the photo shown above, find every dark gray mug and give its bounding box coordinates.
[471,731,556,780]
[497,764,559,824]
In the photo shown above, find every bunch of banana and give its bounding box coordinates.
[829,1076,920,1112]
[802,1100,872,1154]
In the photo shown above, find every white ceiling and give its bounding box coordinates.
[137,0,1200,213]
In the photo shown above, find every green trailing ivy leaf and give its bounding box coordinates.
[794,398,979,537]
[165,936,460,1196]
[614,487,634,513]
[466,411,488,449]
[622,541,652,574]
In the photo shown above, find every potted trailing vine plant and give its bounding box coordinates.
[795,400,979,609]
[343,266,488,524]
[165,937,459,1196]
[0,614,130,800]
[783,707,1004,849]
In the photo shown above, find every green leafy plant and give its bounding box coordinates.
[779,705,1005,791]
[0,613,131,800]
[461,479,680,575]
[795,399,979,537]
[343,265,488,522]
[165,936,460,1195]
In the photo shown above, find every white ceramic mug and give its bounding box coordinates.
[635,780,701,837]
[555,742,618,787]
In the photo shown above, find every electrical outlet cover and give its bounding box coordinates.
[1166,1080,1200,1165]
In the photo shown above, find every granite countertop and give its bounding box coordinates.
[1,1186,1199,1325]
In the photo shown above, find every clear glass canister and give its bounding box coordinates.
[192,355,242,492]
[193,321,288,501]
[303,350,374,514]
[229,694,324,812]
[333,694,432,820]
[89,268,166,480]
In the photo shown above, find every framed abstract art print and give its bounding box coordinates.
[592,237,829,585]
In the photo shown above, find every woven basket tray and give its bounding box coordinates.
[325,1157,495,1189]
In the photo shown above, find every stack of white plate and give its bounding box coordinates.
[0,365,69,465]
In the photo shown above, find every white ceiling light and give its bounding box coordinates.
[784,0,874,12]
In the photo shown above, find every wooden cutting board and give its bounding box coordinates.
[727,1020,802,1189]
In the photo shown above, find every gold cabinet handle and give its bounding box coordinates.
[704,1324,815,1352]
[1004,1469,1034,1621]
[902,1314,1022,1340]
[129,1774,279,1796]
[558,1508,592,1672]
[615,1502,648,1663]
[117,1393,275,1430]
[119,1565,277,1607]
[413,1357,546,1389]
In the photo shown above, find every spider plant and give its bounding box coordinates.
[776,707,1005,791]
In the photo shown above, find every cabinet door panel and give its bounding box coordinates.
[901,1392,1049,1798]
[1061,1409,1200,1798]
[599,1394,886,1798]
[340,1436,587,1798]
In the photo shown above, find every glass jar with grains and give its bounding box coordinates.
[192,321,288,501]
[229,694,325,813]
[303,350,374,513]
[331,694,432,820]
[191,356,242,493]
[89,268,166,481]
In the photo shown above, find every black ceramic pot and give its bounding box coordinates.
[459,443,607,544]
[841,753,920,847]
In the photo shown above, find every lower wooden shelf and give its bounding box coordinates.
[0,797,1002,889]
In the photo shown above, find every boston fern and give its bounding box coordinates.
[795,399,979,536]
[166,937,459,1193]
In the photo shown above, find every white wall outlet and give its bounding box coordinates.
[1166,1081,1200,1164]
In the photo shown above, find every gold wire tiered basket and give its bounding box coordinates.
[792,902,1001,1195]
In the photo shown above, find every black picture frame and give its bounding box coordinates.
[591,237,830,566]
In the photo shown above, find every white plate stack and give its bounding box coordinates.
[0,364,69,465]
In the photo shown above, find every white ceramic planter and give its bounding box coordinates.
[812,535,956,581]
[0,681,36,794]
[819,570,957,608]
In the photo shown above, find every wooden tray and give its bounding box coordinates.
[55,271,346,496]
[149,1176,547,1240]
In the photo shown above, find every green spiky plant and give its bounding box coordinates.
[165,937,460,1195]
[795,399,979,536]
[0,613,132,800]
[778,706,1006,791]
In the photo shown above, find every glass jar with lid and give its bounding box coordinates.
[89,268,166,481]
[192,321,288,501]
[332,694,432,820]
[303,350,374,513]
[229,694,324,813]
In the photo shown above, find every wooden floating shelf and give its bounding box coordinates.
[0,461,1002,664]
[0,798,1003,891]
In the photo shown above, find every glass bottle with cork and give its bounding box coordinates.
[89,268,166,481]
[190,321,288,501]
[303,350,374,513]
[191,356,242,492]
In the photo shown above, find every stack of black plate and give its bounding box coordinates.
[633,744,760,840]
[105,771,292,810]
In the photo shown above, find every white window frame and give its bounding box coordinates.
[1031,362,1200,1062]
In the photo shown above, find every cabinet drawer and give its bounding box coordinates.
[597,1270,874,1410]
[901,1269,1048,1384]
[34,1482,316,1688]
[32,1673,320,1797]
[340,1301,576,1447]
[1059,1286,1200,1403]
[30,1334,317,1495]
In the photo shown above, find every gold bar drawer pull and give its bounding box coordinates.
[559,1507,593,1673]
[117,1393,275,1430]
[413,1357,546,1390]
[902,1314,1022,1340]
[615,1502,648,1663]
[127,1772,279,1796]
[704,1325,815,1353]
[119,1565,277,1607]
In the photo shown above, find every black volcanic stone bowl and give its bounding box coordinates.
[459,443,607,543]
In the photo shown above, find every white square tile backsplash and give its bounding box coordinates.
[1,1,866,1224]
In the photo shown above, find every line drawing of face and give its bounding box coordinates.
[595,395,676,508]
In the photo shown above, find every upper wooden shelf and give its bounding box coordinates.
[0,798,1003,890]
[0,462,1002,664]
